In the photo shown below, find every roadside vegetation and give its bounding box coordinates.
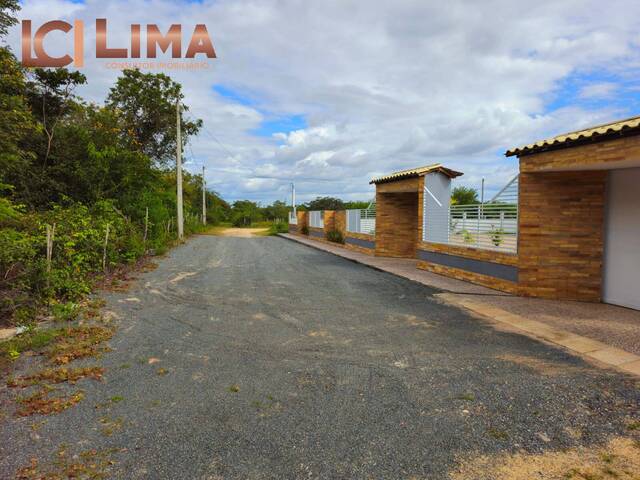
[0,2,223,331]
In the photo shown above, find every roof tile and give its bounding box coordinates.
[506,115,640,157]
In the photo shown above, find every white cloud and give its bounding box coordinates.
[8,0,640,202]
[579,82,617,99]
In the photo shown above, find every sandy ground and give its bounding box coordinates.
[203,226,270,237]
[218,227,268,237]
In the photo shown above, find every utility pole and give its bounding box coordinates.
[291,182,296,215]
[176,99,184,240]
[480,177,485,220]
[202,165,206,225]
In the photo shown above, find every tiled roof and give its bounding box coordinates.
[506,115,640,157]
[370,164,463,184]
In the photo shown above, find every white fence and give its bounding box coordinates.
[288,211,297,224]
[424,175,519,253]
[448,204,518,252]
[346,208,376,235]
[309,210,324,228]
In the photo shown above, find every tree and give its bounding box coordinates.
[230,200,262,227]
[106,69,202,167]
[451,186,479,205]
[263,200,289,221]
[344,200,372,209]
[0,48,34,187]
[205,190,230,225]
[306,196,345,210]
[25,68,87,168]
[0,0,19,38]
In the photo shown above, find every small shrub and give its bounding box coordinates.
[301,225,309,235]
[462,229,474,244]
[268,220,289,235]
[51,302,79,322]
[1,327,62,361]
[326,229,344,244]
[488,225,505,247]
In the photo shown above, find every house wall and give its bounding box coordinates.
[308,226,324,239]
[416,242,519,293]
[344,231,376,255]
[520,135,640,172]
[416,169,607,300]
[307,210,341,241]
[517,170,607,301]
[334,210,376,254]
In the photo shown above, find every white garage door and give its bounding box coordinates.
[603,168,640,310]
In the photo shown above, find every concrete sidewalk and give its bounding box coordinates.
[280,233,640,377]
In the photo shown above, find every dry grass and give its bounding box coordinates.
[450,437,640,480]
[16,446,118,479]
[97,255,158,293]
[17,388,85,417]
[8,366,104,388]
[47,325,113,365]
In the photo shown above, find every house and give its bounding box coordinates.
[413,116,640,309]
[289,115,640,310]
[506,115,640,309]
[370,164,463,258]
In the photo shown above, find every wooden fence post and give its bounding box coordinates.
[143,207,149,247]
[45,223,55,288]
[102,223,110,272]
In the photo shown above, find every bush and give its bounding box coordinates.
[488,226,505,247]
[301,225,309,235]
[268,220,289,235]
[0,197,165,325]
[326,229,344,244]
[462,229,474,244]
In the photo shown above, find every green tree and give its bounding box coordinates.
[106,69,202,167]
[230,200,262,227]
[0,0,19,37]
[306,196,345,210]
[263,200,289,221]
[0,48,34,187]
[451,186,479,205]
[25,68,87,168]
[344,200,372,209]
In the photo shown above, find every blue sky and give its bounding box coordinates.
[544,69,640,115]
[214,85,307,138]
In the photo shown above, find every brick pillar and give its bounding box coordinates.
[518,171,606,301]
[297,211,308,233]
[323,210,336,234]
[375,192,419,258]
[334,210,346,235]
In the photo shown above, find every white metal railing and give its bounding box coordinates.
[424,175,519,253]
[288,211,297,224]
[309,210,324,228]
[448,203,518,252]
[346,208,376,235]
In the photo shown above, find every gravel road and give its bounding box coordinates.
[1,235,638,479]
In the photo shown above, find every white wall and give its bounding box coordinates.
[423,172,451,243]
[603,167,640,310]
